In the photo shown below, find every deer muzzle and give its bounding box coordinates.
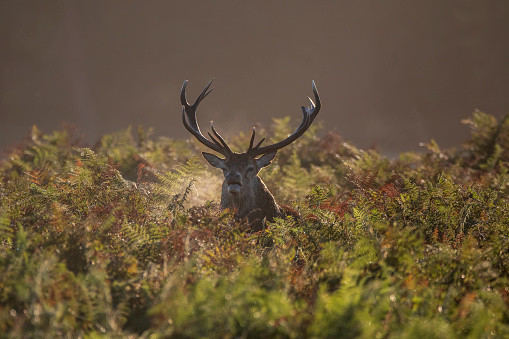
[227,182,242,194]
[226,173,242,194]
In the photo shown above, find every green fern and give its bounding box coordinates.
[2,113,509,337]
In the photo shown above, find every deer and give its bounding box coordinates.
[180,79,321,231]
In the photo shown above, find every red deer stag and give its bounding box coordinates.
[181,79,321,231]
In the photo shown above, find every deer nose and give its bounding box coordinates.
[225,172,242,194]
[226,172,241,184]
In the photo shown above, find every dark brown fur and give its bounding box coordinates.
[221,173,282,231]
[203,152,282,231]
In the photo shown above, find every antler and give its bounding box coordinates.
[181,79,233,156]
[247,80,321,157]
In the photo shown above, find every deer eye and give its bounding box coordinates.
[247,166,255,173]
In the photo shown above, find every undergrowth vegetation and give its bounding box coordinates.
[1,110,509,338]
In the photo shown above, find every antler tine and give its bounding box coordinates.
[207,131,224,149]
[253,138,265,149]
[210,122,232,154]
[304,80,321,126]
[181,79,231,156]
[248,80,321,157]
[181,79,214,109]
[248,128,256,150]
[246,127,265,154]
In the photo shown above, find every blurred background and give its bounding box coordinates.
[1,1,508,156]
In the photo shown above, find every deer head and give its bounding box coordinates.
[180,79,321,228]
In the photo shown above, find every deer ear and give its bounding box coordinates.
[256,152,277,170]
[202,152,226,170]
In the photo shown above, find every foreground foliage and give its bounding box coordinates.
[1,111,509,338]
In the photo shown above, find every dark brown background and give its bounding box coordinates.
[1,1,508,156]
